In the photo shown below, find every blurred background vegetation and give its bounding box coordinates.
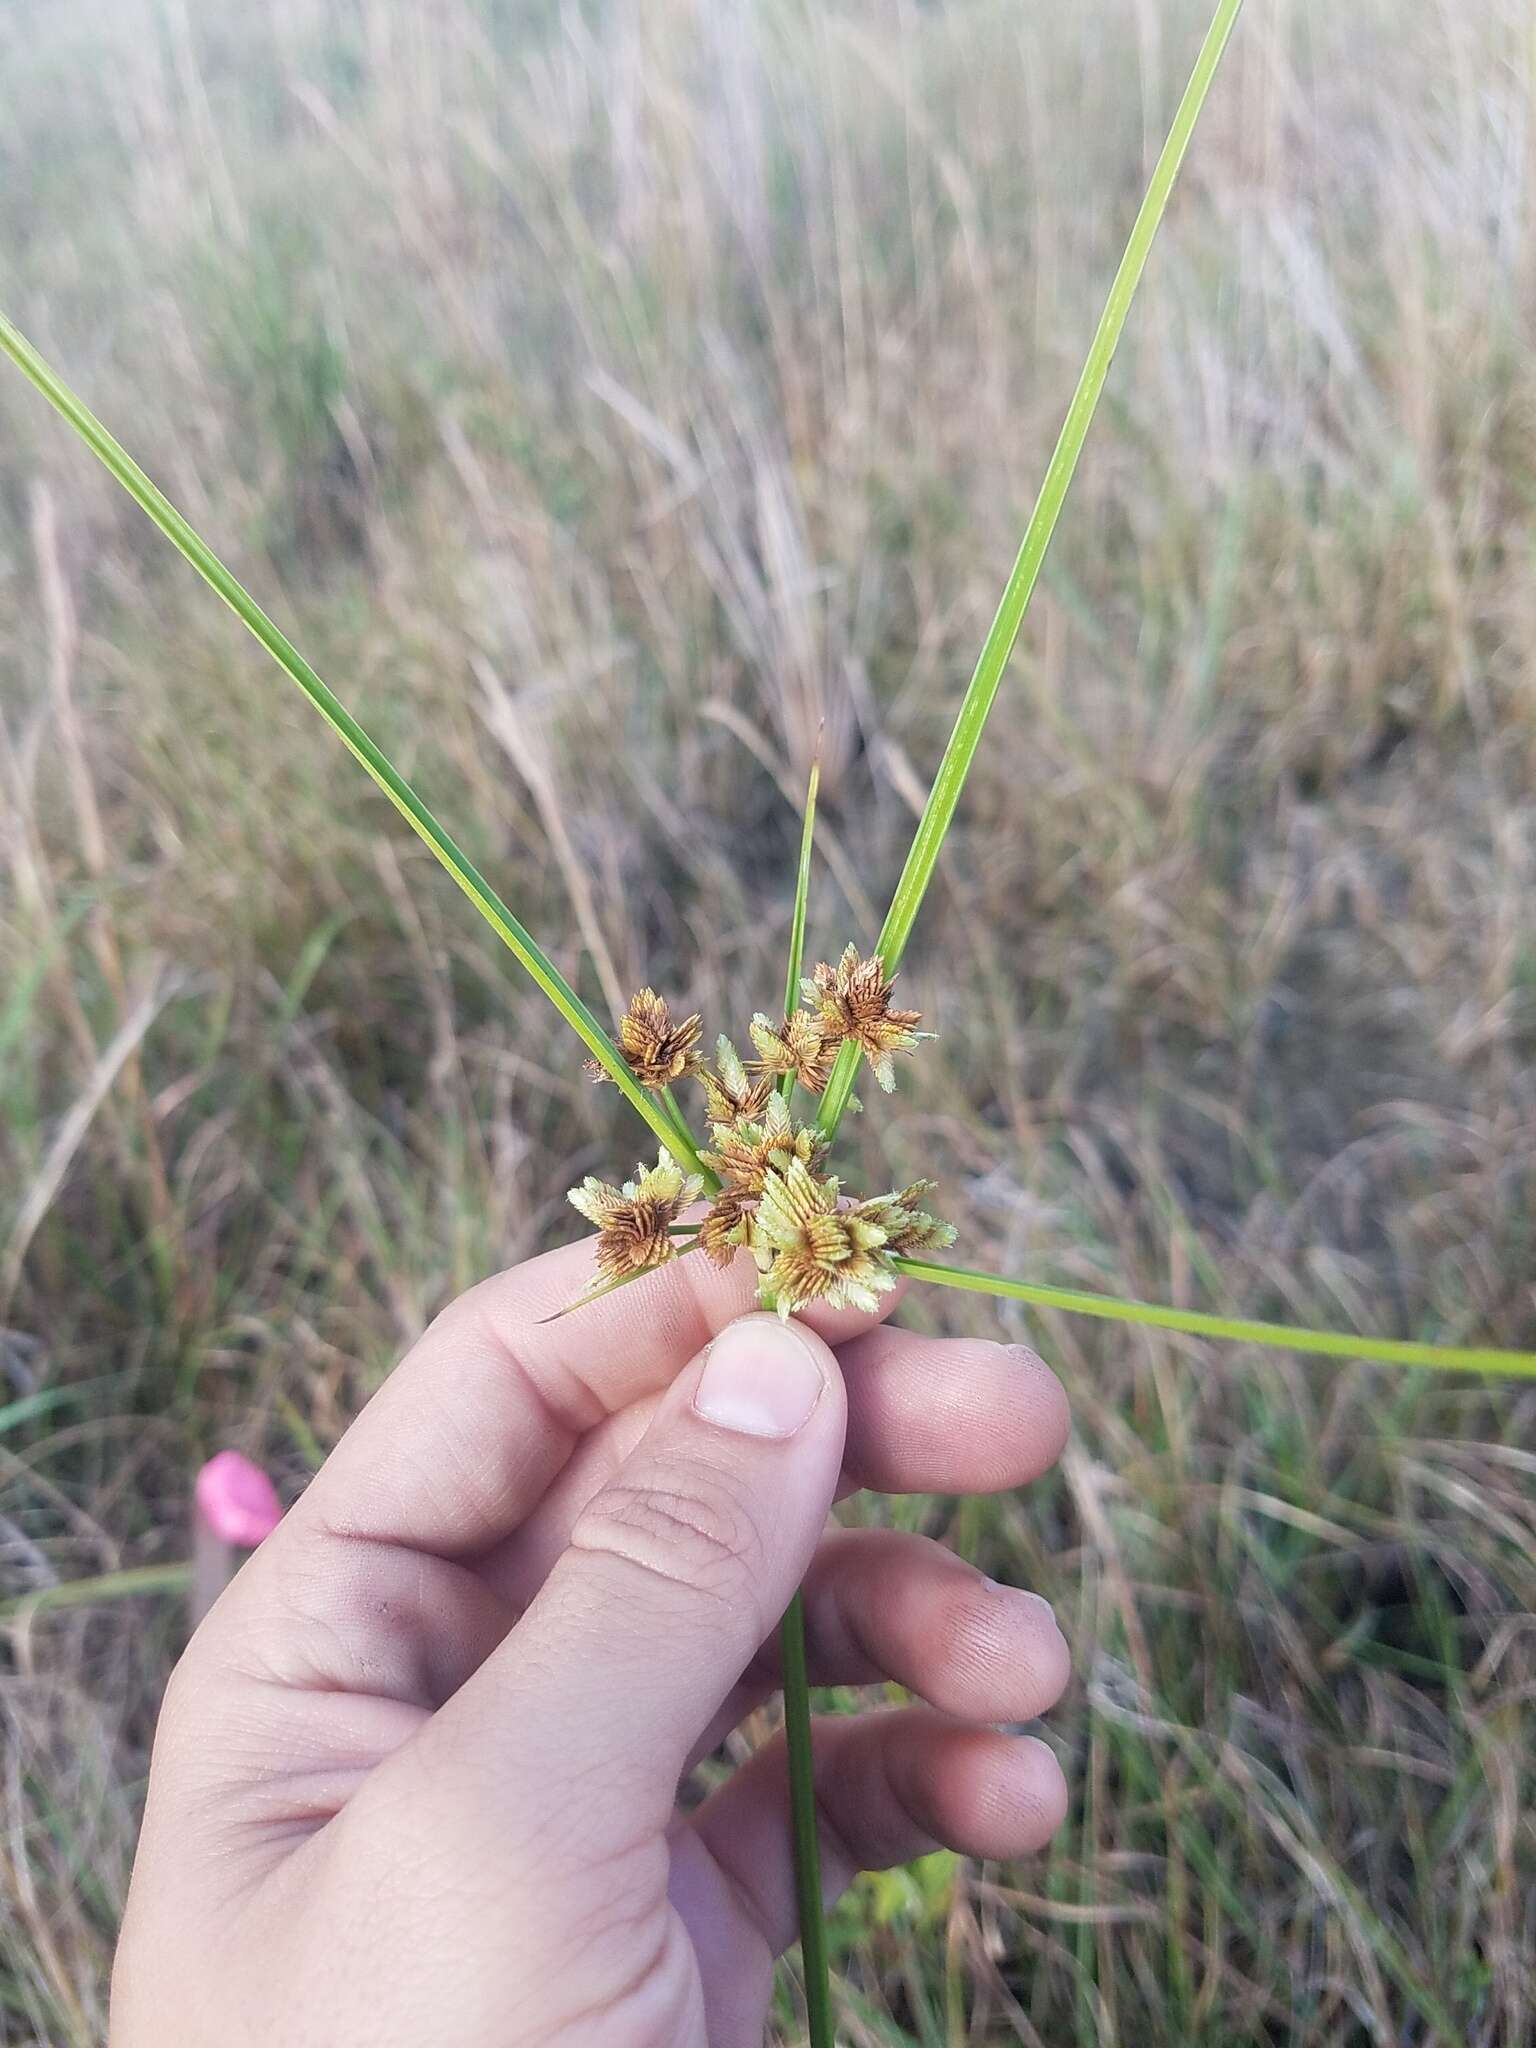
[2,0,1534,2040]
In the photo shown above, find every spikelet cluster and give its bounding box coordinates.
[571,954,954,1316]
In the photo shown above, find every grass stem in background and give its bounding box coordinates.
[0,311,713,1187]
[894,1257,1536,1378]
[816,0,1247,1136]
[0,1562,192,1622]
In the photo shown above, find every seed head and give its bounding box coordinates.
[752,1157,898,1318]
[748,1008,842,1096]
[803,945,929,1093]
[697,1034,777,1126]
[856,1179,957,1255]
[567,1150,703,1280]
[566,941,955,1320]
[698,1187,753,1268]
[703,1092,826,1195]
[588,988,704,1090]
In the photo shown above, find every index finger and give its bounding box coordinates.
[278,1233,907,1561]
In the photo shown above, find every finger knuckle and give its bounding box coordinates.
[573,1465,761,1608]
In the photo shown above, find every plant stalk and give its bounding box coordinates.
[0,311,714,1188]
[775,748,833,2041]
[816,0,1246,1138]
[779,1589,833,2048]
[893,1256,1536,1378]
[780,752,822,1102]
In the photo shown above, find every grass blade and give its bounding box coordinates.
[780,747,822,1101]
[893,1256,1536,1379]
[535,1238,705,1323]
[0,310,711,1184]
[1,1562,193,1622]
[817,0,1246,1135]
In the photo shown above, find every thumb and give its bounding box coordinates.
[419,1312,846,1841]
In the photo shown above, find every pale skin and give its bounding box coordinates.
[112,1240,1073,2047]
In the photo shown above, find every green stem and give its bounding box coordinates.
[659,1083,705,1159]
[779,1589,833,2048]
[774,749,832,2038]
[1,1562,193,1621]
[0,310,712,1188]
[538,1238,706,1322]
[894,1256,1536,1378]
[816,0,1246,1138]
[780,753,822,1104]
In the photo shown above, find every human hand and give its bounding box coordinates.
[112,1242,1071,2047]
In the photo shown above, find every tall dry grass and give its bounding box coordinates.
[1,0,1533,2040]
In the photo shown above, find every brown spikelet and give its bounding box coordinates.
[697,1034,777,1126]
[702,1093,826,1195]
[752,1158,898,1318]
[593,988,704,1090]
[567,1152,703,1280]
[747,1009,840,1095]
[803,946,929,1093]
[698,1188,752,1267]
[855,1180,957,1255]
[568,940,952,1322]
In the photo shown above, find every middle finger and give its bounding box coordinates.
[685,1525,1069,1763]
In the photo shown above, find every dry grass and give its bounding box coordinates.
[2,0,1534,2040]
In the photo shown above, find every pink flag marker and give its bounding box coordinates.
[195,1451,282,1547]
[191,1452,283,1624]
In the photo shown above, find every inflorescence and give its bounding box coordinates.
[568,950,955,1318]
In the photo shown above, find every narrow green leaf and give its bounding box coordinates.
[893,1256,1536,1379]
[535,1238,705,1324]
[0,896,90,1072]
[659,1082,703,1160]
[0,1380,98,1437]
[1,1562,193,1621]
[780,749,822,1102]
[817,0,1246,1135]
[0,310,711,1185]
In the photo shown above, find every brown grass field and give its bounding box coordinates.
[2,0,1534,2040]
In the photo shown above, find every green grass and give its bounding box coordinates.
[814,0,1245,1138]
[0,306,713,1189]
[894,1255,1536,1376]
[2,1,1534,2043]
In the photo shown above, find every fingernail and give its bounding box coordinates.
[694,1317,826,1438]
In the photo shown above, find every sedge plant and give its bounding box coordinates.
[6,0,1536,2036]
